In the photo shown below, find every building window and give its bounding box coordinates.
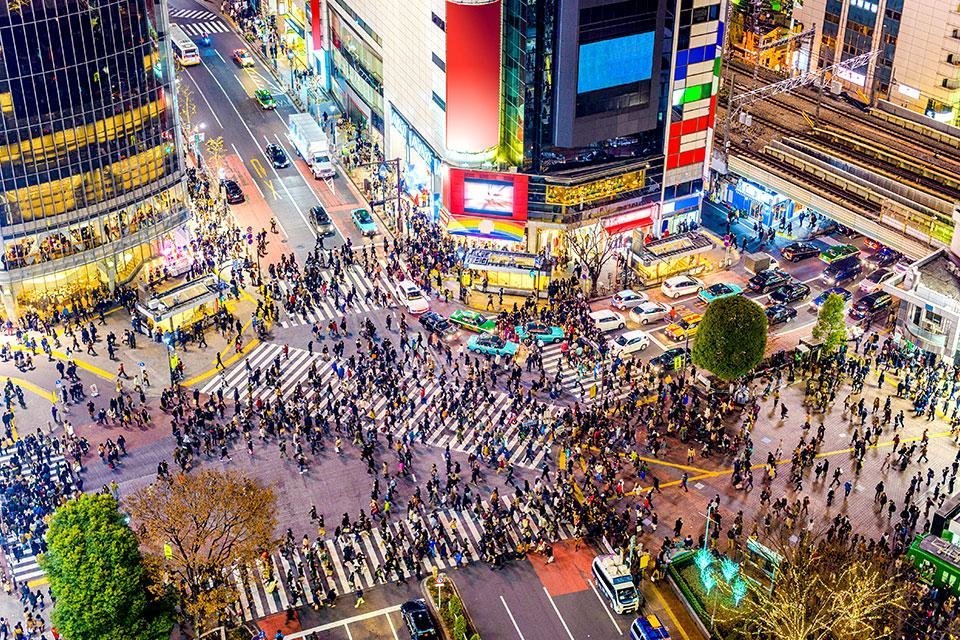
[432,92,446,110]
[432,53,446,71]
[432,12,445,30]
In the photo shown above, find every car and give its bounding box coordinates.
[400,599,439,640]
[867,247,904,268]
[747,268,791,294]
[849,291,894,320]
[766,304,798,326]
[310,205,335,237]
[418,311,458,340]
[396,280,429,315]
[859,268,894,293]
[630,614,670,640]
[232,48,254,67]
[628,301,672,325]
[819,243,860,263]
[660,275,704,299]
[698,282,743,304]
[780,241,820,262]
[515,322,565,344]
[449,309,496,333]
[198,33,212,46]
[220,179,244,204]
[265,143,289,168]
[649,347,689,370]
[863,237,883,250]
[812,286,853,308]
[611,289,649,310]
[351,208,377,236]
[609,330,651,357]
[254,88,277,109]
[467,334,519,357]
[769,282,810,305]
[664,313,703,342]
[589,310,626,332]
[821,257,863,286]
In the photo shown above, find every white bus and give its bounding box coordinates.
[169,24,200,66]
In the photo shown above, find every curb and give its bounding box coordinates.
[420,573,481,640]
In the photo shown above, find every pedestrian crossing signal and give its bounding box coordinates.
[673,356,684,370]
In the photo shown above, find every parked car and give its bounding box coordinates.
[747,268,791,294]
[660,275,704,299]
[812,286,853,308]
[780,242,820,262]
[819,243,860,264]
[589,310,626,332]
[766,304,798,326]
[867,247,904,268]
[265,143,289,168]
[849,291,894,320]
[418,311,457,340]
[310,205,335,236]
[400,599,439,640]
[611,289,649,310]
[609,330,651,357]
[628,301,672,325]
[821,257,863,286]
[221,179,244,204]
[649,347,689,370]
[396,280,429,315]
[859,268,895,293]
[769,282,811,305]
[698,282,743,304]
[665,313,703,342]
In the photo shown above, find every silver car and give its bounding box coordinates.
[628,301,673,325]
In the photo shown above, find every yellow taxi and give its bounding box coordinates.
[664,312,703,342]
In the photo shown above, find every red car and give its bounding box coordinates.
[232,48,254,67]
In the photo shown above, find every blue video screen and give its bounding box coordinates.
[577,32,655,94]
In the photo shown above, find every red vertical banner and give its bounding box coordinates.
[310,0,322,50]
[445,0,502,155]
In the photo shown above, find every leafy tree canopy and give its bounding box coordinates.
[692,295,768,381]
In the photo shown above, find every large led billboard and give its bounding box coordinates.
[443,169,528,222]
[463,178,515,216]
[577,32,655,94]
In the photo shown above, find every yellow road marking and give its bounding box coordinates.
[250,157,267,179]
[650,583,691,640]
[27,576,48,588]
[265,178,280,200]
[8,378,56,404]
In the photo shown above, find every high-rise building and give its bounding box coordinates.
[304,0,725,284]
[794,0,960,124]
[0,0,188,320]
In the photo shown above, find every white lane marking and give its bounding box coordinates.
[386,612,400,640]
[286,604,404,638]
[588,579,624,636]
[500,595,527,640]
[199,60,318,239]
[543,587,576,640]
[181,67,223,128]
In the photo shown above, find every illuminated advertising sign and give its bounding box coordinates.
[577,32,655,94]
[463,178,514,216]
[444,169,528,221]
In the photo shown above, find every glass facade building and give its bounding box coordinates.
[0,0,187,320]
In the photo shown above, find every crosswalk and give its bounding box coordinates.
[0,451,74,587]
[273,264,393,329]
[539,343,645,404]
[170,8,218,20]
[199,342,334,402]
[176,20,230,36]
[229,498,576,622]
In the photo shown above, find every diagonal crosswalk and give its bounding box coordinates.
[169,8,218,20]
[176,20,229,36]
[273,264,394,329]
[229,498,576,621]
[199,342,336,402]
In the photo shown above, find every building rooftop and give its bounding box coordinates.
[916,252,960,301]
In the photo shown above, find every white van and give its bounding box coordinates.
[592,554,641,614]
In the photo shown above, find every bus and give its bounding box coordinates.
[907,534,960,596]
[169,24,200,66]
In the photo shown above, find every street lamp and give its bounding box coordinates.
[287,50,295,91]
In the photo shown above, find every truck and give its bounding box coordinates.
[288,113,336,180]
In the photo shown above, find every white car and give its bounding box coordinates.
[858,268,894,293]
[629,301,673,325]
[396,280,429,315]
[611,289,649,310]
[589,310,626,332]
[660,275,704,299]
[609,330,651,357]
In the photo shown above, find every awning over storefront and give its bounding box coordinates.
[632,231,713,267]
[603,209,654,236]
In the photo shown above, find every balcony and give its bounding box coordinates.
[904,318,949,349]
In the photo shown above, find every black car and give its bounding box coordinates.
[867,247,904,268]
[748,268,791,294]
[780,242,820,262]
[769,282,811,305]
[400,599,439,639]
[849,291,894,320]
[310,205,335,237]
[766,304,798,326]
[649,347,689,371]
[418,311,458,340]
[221,179,244,204]
[265,143,289,168]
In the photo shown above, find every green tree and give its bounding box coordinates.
[811,292,848,351]
[692,295,768,381]
[40,493,172,640]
